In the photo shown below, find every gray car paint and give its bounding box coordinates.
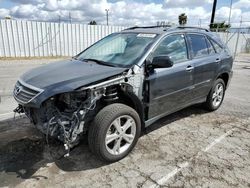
[19,59,127,107]
[14,27,233,125]
[146,60,194,119]
[143,31,232,122]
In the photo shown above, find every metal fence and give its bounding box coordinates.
[0,19,249,58]
[0,19,126,57]
[218,31,250,57]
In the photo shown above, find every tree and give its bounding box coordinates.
[178,13,187,25]
[209,22,231,32]
[89,20,97,25]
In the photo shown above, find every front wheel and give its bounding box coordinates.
[204,78,225,111]
[88,103,141,162]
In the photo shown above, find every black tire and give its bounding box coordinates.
[88,103,141,162]
[204,78,225,111]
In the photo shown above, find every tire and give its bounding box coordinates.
[204,78,225,111]
[88,103,141,162]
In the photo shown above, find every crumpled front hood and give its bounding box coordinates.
[21,59,127,91]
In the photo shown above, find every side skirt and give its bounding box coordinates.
[145,97,206,127]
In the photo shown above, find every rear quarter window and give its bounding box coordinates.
[206,38,216,54]
[209,39,224,53]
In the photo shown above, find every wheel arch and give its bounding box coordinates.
[86,83,145,131]
[117,89,145,131]
[216,72,229,89]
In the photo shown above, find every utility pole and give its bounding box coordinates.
[69,12,72,24]
[228,0,233,25]
[210,0,217,27]
[105,9,109,26]
[198,19,201,27]
[226,0,233,41]
[234,16,242,59]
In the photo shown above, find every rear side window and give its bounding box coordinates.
[153,34,188,63]
[187,34,209,58]
[210,39,224,53]
[206,38,216,54]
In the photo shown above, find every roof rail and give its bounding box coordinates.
[124,25,172,30]
[176,26,210,32]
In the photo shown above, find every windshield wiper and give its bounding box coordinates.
[81,58,115,67]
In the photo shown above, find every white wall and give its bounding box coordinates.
[0,20,126,57]
[0,19,249,57]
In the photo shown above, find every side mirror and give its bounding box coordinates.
[150,56,173,69]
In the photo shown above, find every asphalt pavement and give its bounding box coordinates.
[0,54,249,187]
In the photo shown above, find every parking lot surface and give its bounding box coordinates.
[0,55,250,188]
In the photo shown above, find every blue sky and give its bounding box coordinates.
[1,0,16,8]
[0,0,249,27]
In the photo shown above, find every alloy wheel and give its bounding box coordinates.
[212,83,224,107]
[105,115,136,155]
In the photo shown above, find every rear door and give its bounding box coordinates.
[186,34,220,100]
[146,34,194,119]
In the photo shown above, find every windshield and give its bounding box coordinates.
[76,32,157,68]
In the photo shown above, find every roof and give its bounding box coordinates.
[121,26,211,35]
[121,27,168,34]
[120,25,225,46]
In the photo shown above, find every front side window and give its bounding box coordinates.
[187,34,209,58]
[77,33,157,68]
[153,34,188,63]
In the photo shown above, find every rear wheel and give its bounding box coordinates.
[204,78,225,111]
[88,103,141,162]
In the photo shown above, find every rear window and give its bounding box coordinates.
[187,34,209,58]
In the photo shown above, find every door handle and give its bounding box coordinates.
[186,65,194,71]
[215,58,221,63]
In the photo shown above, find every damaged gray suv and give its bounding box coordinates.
[13,26,233,162]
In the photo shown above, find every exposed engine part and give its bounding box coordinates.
[13,104,24,114]
[18,89,103,157]
[13,72,142,157]
[103,86,118,102]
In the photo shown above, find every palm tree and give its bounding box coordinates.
[210,22,230,32]
[178,13,187,25]
[89,20,97,25]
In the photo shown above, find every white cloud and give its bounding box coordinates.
[215,6,242,23]
[0,0,249,27]
[0,8,10,18]
[10,4,39,19]
[233,0,250,9]
[164,0,212,7]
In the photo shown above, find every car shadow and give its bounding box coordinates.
[0,105,208,186]
[0,117,107,187]
[144,105,209,134]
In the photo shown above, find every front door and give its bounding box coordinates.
[146,34,194,119]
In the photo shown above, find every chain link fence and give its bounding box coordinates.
[215,27,250,58]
